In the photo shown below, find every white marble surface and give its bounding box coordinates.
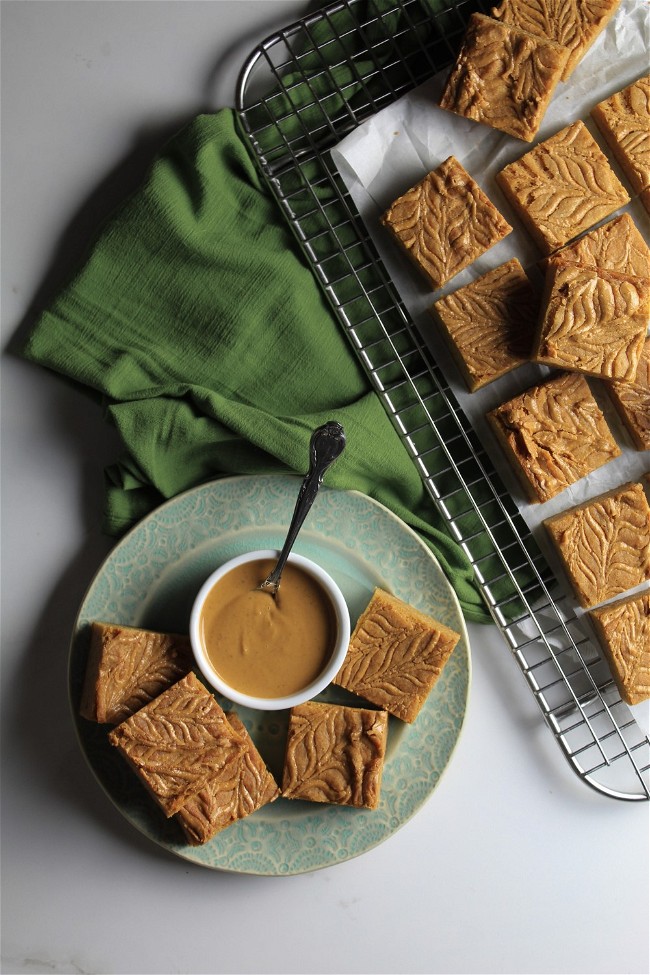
[1,3,648,974]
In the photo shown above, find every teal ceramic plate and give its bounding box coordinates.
[70,474,470,875]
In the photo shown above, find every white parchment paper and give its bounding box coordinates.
[330,0,650,594]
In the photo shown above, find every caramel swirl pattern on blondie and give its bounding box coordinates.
[282,701,388,809]
[492,0,621,80]
[176,712,279,845]
[540,213,650,279]
[592,75,650,198]
[334,588,460,723]
[108,672,245,817]
[431,258,537,391]
[381,156,512,290]
[496,121,630,254]
[544,482,650,607]
[589,591,650,705]
[439,13,568,142]
[80,621,193,724]
[606,336,650,450]
[534,261,649,381]
[488,371,621,503]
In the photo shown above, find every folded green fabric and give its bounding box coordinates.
[22,100,489,622]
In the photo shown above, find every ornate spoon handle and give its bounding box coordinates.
[258,421,346,596]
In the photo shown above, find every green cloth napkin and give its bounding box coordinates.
[22,101,489,623]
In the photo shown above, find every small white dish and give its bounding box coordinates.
[189,549,351,710]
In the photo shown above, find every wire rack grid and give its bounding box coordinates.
[235,0,650,800]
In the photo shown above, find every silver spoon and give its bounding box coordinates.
[257,421,346,597]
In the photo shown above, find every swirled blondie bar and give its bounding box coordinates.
[439,13,568,142]
[540,213,650,279]
[108,672,246,817]
[533,260,649,381]
[590,590,650,705]
[606,336,650,450]
[488,371,620,503]
[176,712,279,845]
[431,258,537,391]
[492,0,622,80]
[381,156,512,290]
[544,482,650,607]
[79,621,193,724]
[333,588,460,723]
[592,75,650,199]
[496,121,630,254]
[282,701,388,809]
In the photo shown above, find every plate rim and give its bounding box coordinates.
[69,473,472,874]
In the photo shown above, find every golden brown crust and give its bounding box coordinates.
[381,156,512,290]
[640,186,650,216]
[591,75,650,196]
[108,672,245,818]
[333,588,460,723]
[492,0,622,80]
[281,701,388,809]
[496,121,630,254]
[544,482,650,607]
[431,258,537,391]
[533,260,649,381]
[488,371,621,503]
[79,621,193,724]
[589,590,650,705]
[439,13,568,142]
[605,336,650,450]
[176,712,279,845]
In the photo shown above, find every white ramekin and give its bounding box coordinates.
[189,549,350,711]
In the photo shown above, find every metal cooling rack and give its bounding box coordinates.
[235,0,650,800]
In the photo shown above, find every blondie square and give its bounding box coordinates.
[492,0,622,80]
[533,260,649,381]
[108,672,245,817]
[606,335,650,450]
[589,590,650,705]
[281,701,388,809]
[488,371,620,503]
[544,482,650,607]
[381,156,512,290]
[539,213,650,278]
[431,258,537,391]
[176,712,279,845]
[333,588,460,723]
[496,121,630,254]
[439,13,568,142]
[79,621,193,724]
[592,75,650,197]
